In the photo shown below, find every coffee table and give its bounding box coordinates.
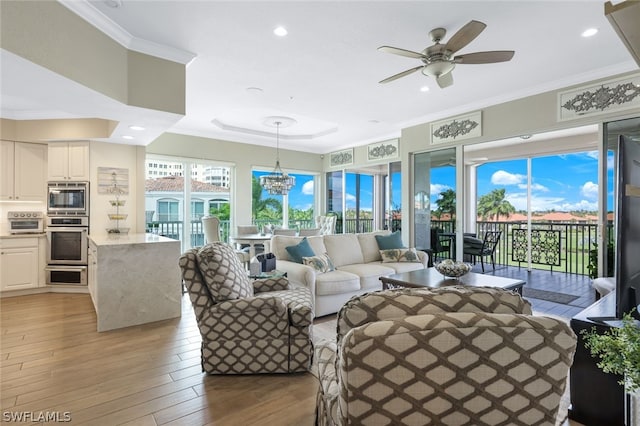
[380,267,525,295]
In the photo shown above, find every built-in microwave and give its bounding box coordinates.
[47,182,89,215]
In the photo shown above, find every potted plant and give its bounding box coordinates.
[581,310,640,423]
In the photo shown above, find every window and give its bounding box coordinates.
[146,156,232,251]
[252,170,316,229]
[191,199,204,219]
[157,199,179,221]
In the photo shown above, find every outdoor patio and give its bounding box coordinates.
[467,263,596,319]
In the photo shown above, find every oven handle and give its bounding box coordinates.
[45,266,87,272]
[46,227,88,232]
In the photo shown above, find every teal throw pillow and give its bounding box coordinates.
[375,231,405,250]
[285,237,315,263]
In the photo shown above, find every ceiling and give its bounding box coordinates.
[1,0,639,154]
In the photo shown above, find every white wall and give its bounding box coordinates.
[89,141,142,236]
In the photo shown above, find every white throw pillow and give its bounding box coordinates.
[380,248,421,263]
[302,253,335,273]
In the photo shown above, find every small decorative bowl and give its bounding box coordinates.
[435,261,472,278]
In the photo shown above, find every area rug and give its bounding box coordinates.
[523,287,579,304]
[311,316,570,426]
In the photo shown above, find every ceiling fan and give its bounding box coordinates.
[378,20,514,88]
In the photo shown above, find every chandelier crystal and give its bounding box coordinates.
[260,121,295,195]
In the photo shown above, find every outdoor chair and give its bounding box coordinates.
[430,227,452,260]
[463,230,502,272]
[315,286,577,426]
[179,242,314,374]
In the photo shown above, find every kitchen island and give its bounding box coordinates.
[88,233,181,332]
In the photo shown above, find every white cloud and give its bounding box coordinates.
[516,182,549,192]
[560,199,598,211]
[345,193,356,203]
[491,170,526,185]
[430,183,450,196]
[581,181,598,199]
[301,180,314,195]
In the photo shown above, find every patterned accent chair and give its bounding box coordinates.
[179,242,314,374]
[316,286,577,426]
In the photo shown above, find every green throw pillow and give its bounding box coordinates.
[375,231,405,250]
[285,237,315,263]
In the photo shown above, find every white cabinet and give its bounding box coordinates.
[48,142,90,181]
[0,140,47,201]
[0,238,40,291]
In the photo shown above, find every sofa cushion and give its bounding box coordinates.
[286,237,315,263]
[196,243,253,302]
[315,270,361,296]
[324,234,364,267]
[358,230,390,263]
[375,230,405,250]
[371,260,425,274]
[338,263,395,290]
[380,248,421,263]
[302,253,335,273]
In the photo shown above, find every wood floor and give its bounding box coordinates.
[1,294,316,425]
[1,267,594,425]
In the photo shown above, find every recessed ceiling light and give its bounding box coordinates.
[274,26,288,37]
[582,28,598,37]
[420,86,430,92]
[129,125,145,131]
[122,135,134,140]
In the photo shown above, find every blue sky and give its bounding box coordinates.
[255,149,613,213]
[431,150,614,212]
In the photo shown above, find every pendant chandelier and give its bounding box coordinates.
[260,120,295,195]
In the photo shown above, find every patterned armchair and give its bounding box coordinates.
[316,286,577,425]
[179,242,314,374]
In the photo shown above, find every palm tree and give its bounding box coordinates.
[252,177,282,221]
[436,189,456,220]
[477,188,516,221]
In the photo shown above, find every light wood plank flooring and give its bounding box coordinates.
[1,268,593,425]
[1,294,315,425]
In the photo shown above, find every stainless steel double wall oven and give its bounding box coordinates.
[46,182,89,286]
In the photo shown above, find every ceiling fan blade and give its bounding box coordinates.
[377,45,423,59]
[436,72,453,88]
[379,66,424,84]
[444,20,486,54]
[454,50,515,64]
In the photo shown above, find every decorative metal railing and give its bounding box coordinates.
[432,219,611,276]
[152,217,608,276]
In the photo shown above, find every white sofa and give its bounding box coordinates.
[270,231,431,317]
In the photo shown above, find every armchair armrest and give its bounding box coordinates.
[199,296,289,340]
[315,340,340,425]
[275,259,317,302]
[253,276,290,293]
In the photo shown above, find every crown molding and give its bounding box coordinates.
[57,0,196,65]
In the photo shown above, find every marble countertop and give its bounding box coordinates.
[89,233,178,246]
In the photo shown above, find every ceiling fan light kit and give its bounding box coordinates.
[379,20,514,88]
